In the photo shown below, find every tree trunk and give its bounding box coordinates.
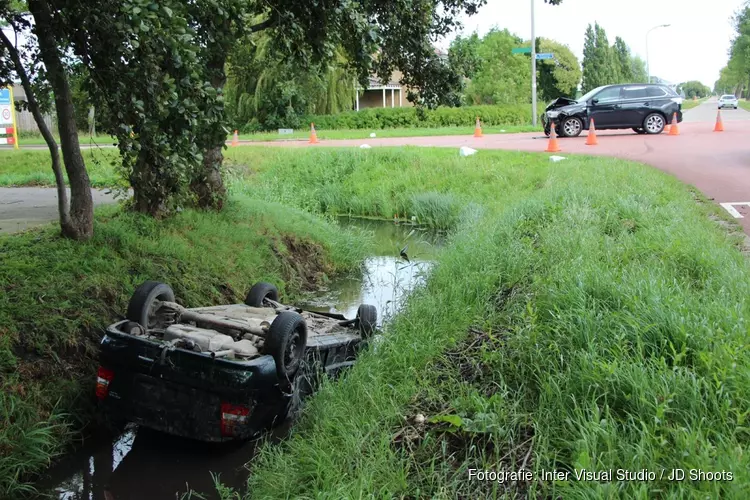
[0,29,75,236]
[191,37,228,211]
[28,0,94,240]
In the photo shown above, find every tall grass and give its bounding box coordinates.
[244,150,750,497]
[0,195,370,496]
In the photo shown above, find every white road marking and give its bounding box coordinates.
[720,202,750,218]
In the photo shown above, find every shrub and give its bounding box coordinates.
[301,104,532,130]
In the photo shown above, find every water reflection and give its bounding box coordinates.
[37,218,443,499]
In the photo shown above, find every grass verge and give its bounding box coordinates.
[236,125,539,142]
[239,148,750,498]
[739,100,750,112]
[0,148,120,187]
[0,196,370,497]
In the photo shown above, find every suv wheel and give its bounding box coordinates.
[643,113,666,134]
[560,117,583,138]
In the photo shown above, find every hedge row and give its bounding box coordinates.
[302,104,533,130]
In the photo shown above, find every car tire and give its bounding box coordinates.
[632,127,647,135]
[560,117,583,138]
[357,304,378,338]
[266,311,308,382]
[126,281,175,329]
[643,113,666,134]
[245,282,279,307]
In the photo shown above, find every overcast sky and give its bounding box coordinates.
[439,0,745,88]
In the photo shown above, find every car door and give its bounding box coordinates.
[618,86,651,127]
[587,86,623,128]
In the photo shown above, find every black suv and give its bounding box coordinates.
[542,83,684,137]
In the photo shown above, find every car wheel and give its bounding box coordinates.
[245,282,279,307]
[266,311,308,382]
[643,113,666,134]
[126,281,176,329]
[560,117,583,137]
[544,124,551,137]
[356,304,378,338]
[632,127,647,135]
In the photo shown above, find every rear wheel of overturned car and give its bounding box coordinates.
[245,282,279,307]
[632,127,647,134]
[266,311,308,382]
[357,304,378,338]
[126,281,176,329]
[643,113,666,134]
[560,117,583,138]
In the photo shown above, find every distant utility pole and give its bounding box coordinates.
[531,0,537,126]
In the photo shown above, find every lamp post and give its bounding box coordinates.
[646,24,670,83]
[531,0,537,126]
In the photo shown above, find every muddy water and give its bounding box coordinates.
[36,218,444,500]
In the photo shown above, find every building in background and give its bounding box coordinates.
[10,83,56,133]
[354,48,448,111]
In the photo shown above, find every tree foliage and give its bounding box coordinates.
[582,23,647,93]
[536,37,581,101]
[679,80,711,98]
[719,3,750,98]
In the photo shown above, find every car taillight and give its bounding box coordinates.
[220,402,251,437]
[96,366,114,400]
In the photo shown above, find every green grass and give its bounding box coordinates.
[0,196,370,497]
[739,100,750,111]
[0,148,120,187]
[225,147,549,230]
[15,134,115,146]
[681,98,708,111]
[235,125,540,142]
[234,148,750,498]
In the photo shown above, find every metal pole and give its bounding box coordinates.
[646,32,650,84]
[531,0,537,126]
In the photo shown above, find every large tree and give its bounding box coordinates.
[535,37,581,101]
[65,0,490,216]
[0,0,94,240]
[612,36,633,82]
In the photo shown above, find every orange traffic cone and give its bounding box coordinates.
[231,130,239,146]
[545,123,561,152]
[474,116,483,138]
[664,122,670,134]
[586,119,598,146]
[309,123,319,144]
[668,113,679,136]
[714,110,724,132]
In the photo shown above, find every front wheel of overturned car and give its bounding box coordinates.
[245,282,279,307]
[643,113,666,134]
[560,117,583,138]
[267,311,308,383]
[357,304,378,338]
[126,281,176,329]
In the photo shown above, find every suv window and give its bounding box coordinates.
[721,95,736,100]
[621,86,649,99]
[594,86,621,103]
[646,87,667,97]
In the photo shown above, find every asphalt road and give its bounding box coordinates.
[0,187,118,234]
[682,96,750,122]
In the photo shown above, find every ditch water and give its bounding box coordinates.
[35,217,445,500]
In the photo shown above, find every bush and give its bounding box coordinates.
[302,104,532,130]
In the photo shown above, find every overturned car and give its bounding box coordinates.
[96,281,377,442]
[542,83,683,137]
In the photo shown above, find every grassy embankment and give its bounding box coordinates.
[216,147,750,498]
[4,146,750,497]
[739,100,750,112]
[0,163,370,497]
[10,124,539,151]
[680,98,708,111]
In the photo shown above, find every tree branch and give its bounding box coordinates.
[248,18,274,34]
